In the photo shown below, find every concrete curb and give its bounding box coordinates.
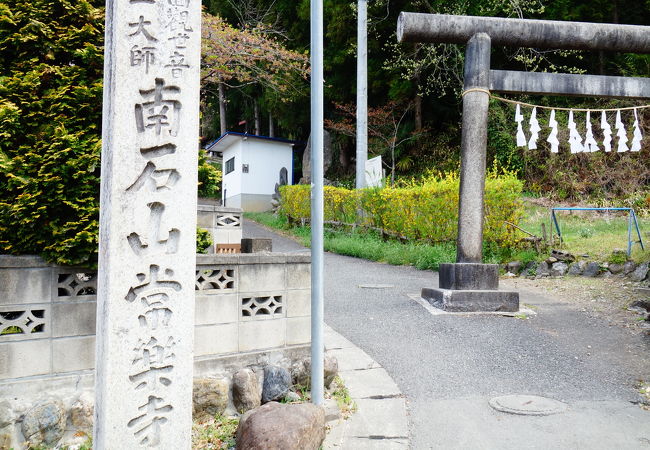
[323,324,410,449]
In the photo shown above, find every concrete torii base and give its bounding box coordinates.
[422,263,519,312]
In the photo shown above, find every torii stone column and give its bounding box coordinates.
[397,12,650,312]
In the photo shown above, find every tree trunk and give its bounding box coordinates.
[218,82,227,136]
[254,101,261,135]
[268,112,275,137]
[414,94,423,131]
[391,144,395,185]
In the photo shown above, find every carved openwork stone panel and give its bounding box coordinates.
[216,213,241,228]
[57,272,98,299]
[195,267,236,292]
[241,295,284,320]
[0,307,48,341]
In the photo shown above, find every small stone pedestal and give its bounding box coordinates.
[422,263,519,312]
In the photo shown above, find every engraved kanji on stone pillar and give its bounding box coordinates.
[96,0,199,447]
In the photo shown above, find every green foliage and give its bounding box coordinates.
[280,171,524,248]
[0,0,104,266]
[196,227,213,254]
[198,150,222,199]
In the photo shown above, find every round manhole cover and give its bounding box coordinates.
[489,395,568,416]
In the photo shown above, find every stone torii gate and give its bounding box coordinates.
[397,13,650,312]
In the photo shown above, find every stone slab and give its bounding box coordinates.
[326,347,380,372]
[286,289,311,318]
[51,302,96,338]
[241,238,272,253]
[239,319,286,352]
[0,268,52,305]
[421,288,519,312]
[52,336,95,373]
[194,323,238,357]
[438,263,499,290]
[0,340,52,380]
[324,326,355,350]
[338,368,402,399]
[194,294,238,325]
[285,316,311,345]
[238,264,287,292]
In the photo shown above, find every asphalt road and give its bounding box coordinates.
[244,219,650,449]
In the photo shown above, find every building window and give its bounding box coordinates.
[225,157,235,175]
[242,164,249,173]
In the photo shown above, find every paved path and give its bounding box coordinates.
[243,219,650,449]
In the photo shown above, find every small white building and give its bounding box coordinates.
[205,132,295,212]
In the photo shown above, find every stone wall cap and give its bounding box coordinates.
[196,252,311,265]
[0,255,53,268]
[215,207,243,214]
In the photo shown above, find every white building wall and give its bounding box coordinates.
[221,140,242,208]
[241,139,293,195]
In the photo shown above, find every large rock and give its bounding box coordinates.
[236,402,325,450]
[0,401,13,429]
[551,250,575,262]
[551,262,568,277]
[262,366,291,403]
[193,378,229,419]
[608,263,625,274]
[506,261,522,275]
[535,261,550,278]
[568,261,586,276]
[623,261,638,275]
[21,400,66,447]
[630,263,649,282]
[233,368,261,413]
[581,262,601,277]
[291,355,339,390]
[300,130,332,184]
[521,261,537,277]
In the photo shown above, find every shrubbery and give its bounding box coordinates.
[279,172,524,248]
[0,0,104,266]
[198,150,222,199]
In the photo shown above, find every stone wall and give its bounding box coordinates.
[197,204,243,249]
[0,253,311,392]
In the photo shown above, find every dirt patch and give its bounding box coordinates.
[502,276,650,334]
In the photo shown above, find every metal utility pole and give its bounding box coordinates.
[356,0,368,189]
[310,0,325,406]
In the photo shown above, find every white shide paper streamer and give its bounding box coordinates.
[515,104,527,147]
[568,110,584,153]
[631,108,642,152]
[601,111,612,152]
[615,110,629,152]
[547,109,559,153]
[528,107,540,149]
[584,111,599,152]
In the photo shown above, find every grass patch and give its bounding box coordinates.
[246,212,543,269]
[519,203,650,262]
[328,376,357,419]
[192,414,239,449]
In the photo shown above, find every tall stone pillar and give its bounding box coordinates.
[95,0,200,448]
[457,33,491,263]
[421,33,518,312]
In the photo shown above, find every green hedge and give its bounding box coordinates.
[0,0,105,266]
[279,173,524,247]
